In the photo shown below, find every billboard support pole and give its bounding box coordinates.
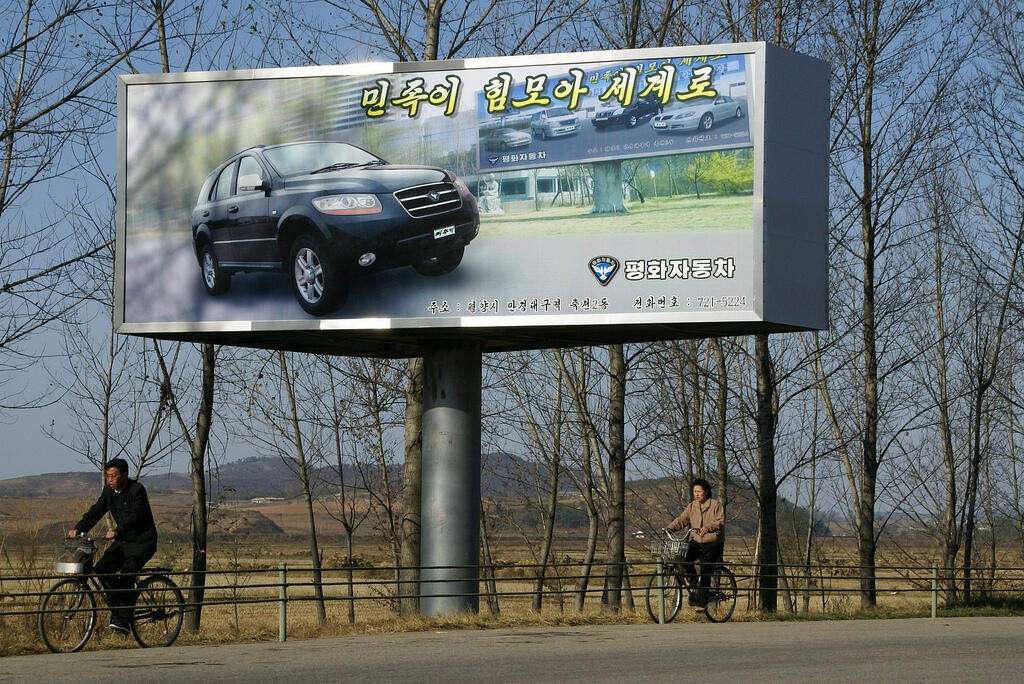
[420,341,482,615]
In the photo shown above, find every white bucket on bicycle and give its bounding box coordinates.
[55,541,95,574]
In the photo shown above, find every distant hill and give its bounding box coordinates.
[207,456,315,501]
[0,470,191,498]
[0,471,102,498]
[0,452,540,501]
[0,456,824,539]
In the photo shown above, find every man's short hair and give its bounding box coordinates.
[106,458,129,476]
[691,478,712,494]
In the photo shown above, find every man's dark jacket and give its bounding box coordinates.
[75,479,158,559]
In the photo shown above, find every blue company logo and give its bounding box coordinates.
[589,256,619,286]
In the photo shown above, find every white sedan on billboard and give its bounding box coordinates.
[650,95,744,133]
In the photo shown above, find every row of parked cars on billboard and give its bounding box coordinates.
[481,95,745,151]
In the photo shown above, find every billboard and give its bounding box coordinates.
[115,42,829,355]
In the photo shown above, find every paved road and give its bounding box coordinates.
[4,617,1023,683]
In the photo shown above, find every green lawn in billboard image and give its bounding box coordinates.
[481,193,753,237]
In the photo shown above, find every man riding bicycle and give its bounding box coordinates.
[667,478,724,612]
[68,458,158,634]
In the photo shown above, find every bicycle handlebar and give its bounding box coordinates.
[662,527,693,542]
[64,533,108,548]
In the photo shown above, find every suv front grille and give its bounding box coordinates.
[395,182,462,218]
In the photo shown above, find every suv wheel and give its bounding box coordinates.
[627,114,639,128]
[199,243,230,295]
[289,234,346,315]
[699,113,714,130]
[413,246,465,276]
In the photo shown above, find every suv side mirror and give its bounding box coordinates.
[238,173,263,192]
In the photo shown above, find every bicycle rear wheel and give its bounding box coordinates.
[645,567,683,623]
[38,578,96,653]
[704,565,737,623]
[131,574,184,647]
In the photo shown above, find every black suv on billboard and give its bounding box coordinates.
[191,141,479,315]
[592,96,663,129]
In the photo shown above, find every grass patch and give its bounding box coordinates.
[759,597,1024,622]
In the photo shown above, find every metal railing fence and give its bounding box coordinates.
[3,559,1023,643]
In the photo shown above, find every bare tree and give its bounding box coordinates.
[241,351,328,623]
[553,348,604,612]
[155,341,218,632]
[321,360,371,622]
[0,1,170,404]
[399,358,423,616]
[823,0,971,607]
[488,350,571,612]
[956,0,1024,599]
[331,356,407,596]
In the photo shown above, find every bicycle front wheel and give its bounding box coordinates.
[704,565,737,623]
[38,578,96,653]
[131,574,184,647]
[645,567,683,623]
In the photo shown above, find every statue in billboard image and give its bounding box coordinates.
[189,141,481,316]
[478,173,504,215]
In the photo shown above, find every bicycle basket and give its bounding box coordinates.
[658,539,688,559]
[55,540,95,574]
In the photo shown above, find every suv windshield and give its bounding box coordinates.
[263,142,385,177]
[546,107,572,117]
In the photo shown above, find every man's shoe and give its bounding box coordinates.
[694,605,706,613]
[109,619,130,634]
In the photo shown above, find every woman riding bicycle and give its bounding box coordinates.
[667,478,724,612]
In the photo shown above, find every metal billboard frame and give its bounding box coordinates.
[114,42,829,356]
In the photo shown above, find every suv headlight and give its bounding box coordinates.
[312,194,382,215]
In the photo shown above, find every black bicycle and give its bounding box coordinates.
[646,528,737,623]
[38,537,184,652]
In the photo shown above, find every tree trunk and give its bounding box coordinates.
[532,455,560,612]
[856,7,880,609]
[480,505,500,616]
[604,344,626,610]
[345,529,355,623]
[932,220,960,604]
[279,352,326,623]
[532,373,563,612]
[755,334,778,612]
[711,338,729,508]
[185,343,215,633]
[591,161,627,214]
[859,193,879,608]
[962,377,986,601]
[803,404,818,615]
[399,357,423,616]
[778,560,795,614]
[575,439,601,612]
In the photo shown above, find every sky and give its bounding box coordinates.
[0,3,826,483]
[1,410,89,478]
